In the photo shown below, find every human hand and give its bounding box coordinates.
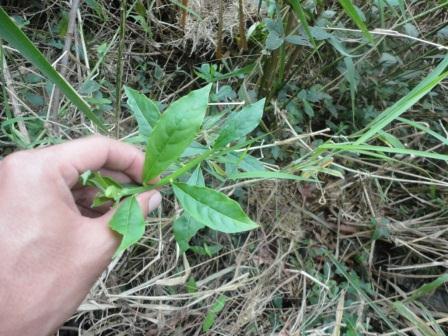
[0,136,161,336]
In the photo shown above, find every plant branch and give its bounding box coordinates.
[118,149,215,198]
[1,53,30,145]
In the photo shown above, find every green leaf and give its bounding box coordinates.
[393,302,439,336]
[302,98,314,117]
[371,217,390,241]
[309,26,332,40]
[338,0,374,43]
[0,7,105,131]
[186,277,198,293]
[172,165,206,253]
[378,130,405,149]
[181,141,208,158]
[173,183,258,233]
[406,273,448,303]
[286,0,317,48]
[404,23,419,38]
[329,37,357,57]
[284,34,312,47]
[173,214,205,253]
[190,243,222,257]
[109,196,145,257]
[124,86,160,137]
[219,152,267,173]
[266,31,284,50]
[81,170,122,190]
[187,164,205,186]
[80,170,123,203]
[202,295,228,332]
[142,84,212,182]
[214,99,265,148]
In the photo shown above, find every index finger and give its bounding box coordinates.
[48,135,145,186]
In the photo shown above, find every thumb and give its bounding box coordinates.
[84,191,162,261]
[98,190,162,224]
[135,190,162,217]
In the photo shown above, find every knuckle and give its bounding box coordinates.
[89,134,110,144]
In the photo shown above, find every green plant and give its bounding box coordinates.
[202,294,228,332]
[82,84,269,256]
[0,6,105,130]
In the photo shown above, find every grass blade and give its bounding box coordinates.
[355,55,448,144]
[339,0,374,43]
[320,143,448,161]
[398,117,448,147]
[0,6,105,131]
[229,171,314,181]
[406,273,448,303]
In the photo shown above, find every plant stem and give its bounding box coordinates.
[49,0,80,127]
[118,149,214,197]
[216,0,224,60]
[180,0,189,30]
[1,46,30,145]
[238,0,247,50]
[114,0,127,138]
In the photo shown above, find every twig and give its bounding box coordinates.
[77,10,90,72]
[114,0,127,138]
[325,26,448,51]
[216,0,224,60]
[235,129,330,152]
[49,0,81,123]
[180,0,188,30]
[238,0,247,50]
[1,56,30,144]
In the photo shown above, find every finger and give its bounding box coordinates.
[78,205,104,218]
[73,187,113,215]
[99,169,134,184]
[72,168,150,215]
[83,191,162,260]
[95,190,162,225]
[72,186,98,203]
[71,170,133,191]
[49,135,146,187]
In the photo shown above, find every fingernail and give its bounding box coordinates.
[148,191,162,211]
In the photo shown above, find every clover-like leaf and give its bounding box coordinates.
[142,84,212,182]
[173,183,258,233]
[109,195,145,257]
